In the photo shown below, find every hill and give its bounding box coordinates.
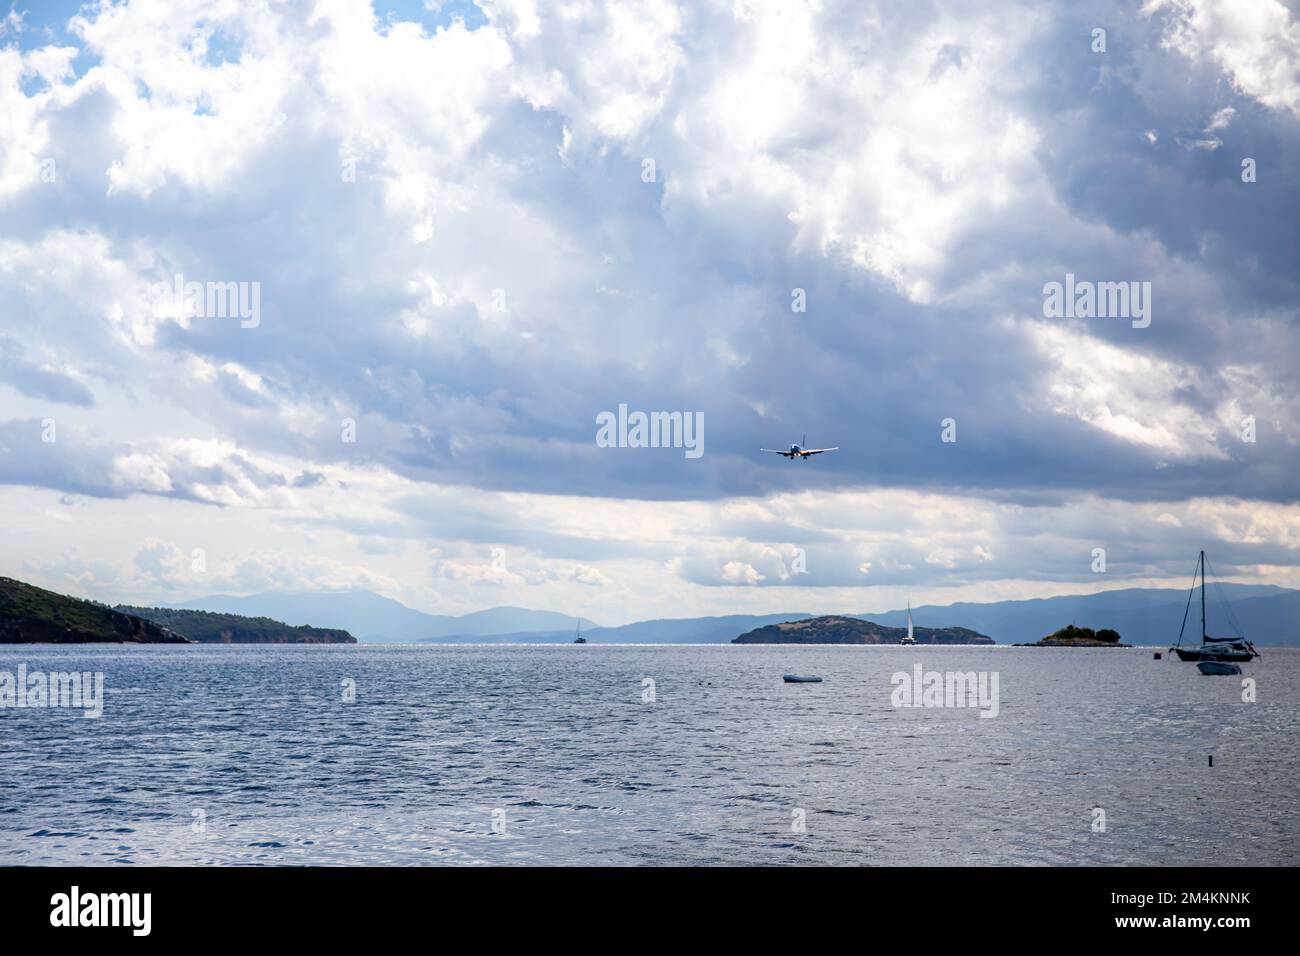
[732,615,993,645]
[117,607,356,644]
[0,577,190,644]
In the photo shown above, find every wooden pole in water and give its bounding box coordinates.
[1208,755,1213,767]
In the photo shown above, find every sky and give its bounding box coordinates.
[0,0,1298,625]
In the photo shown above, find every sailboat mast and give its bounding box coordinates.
[1200,550,1206,641]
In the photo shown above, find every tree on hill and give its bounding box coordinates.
[1047,624,1096,641]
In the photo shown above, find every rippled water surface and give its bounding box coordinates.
[2,644,1297,865]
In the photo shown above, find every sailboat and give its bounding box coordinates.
[900,601,917,645]
[573,618,586,644]
[1171,550,1259,664]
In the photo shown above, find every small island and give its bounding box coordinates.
[1017,624,1131,647]
[732,615,994,645]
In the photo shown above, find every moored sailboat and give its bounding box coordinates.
[1171,551,1259,664]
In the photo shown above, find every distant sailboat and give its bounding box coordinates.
[1171,551,1259,664]
[573,618,586,644]
[900,601,917,645]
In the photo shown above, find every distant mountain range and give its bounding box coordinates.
[162,590,594,643]
[861,584,1300,647]
[417,585,1300,646]
[160,582,1300,646]
[9,575,1294,646]
[475,612,820,645]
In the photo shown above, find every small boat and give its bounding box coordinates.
[900,600,917,645]
[783,674,823,683]
[573,619,586,644]
[1170,551,1260,664]
[1197,661,1241,676]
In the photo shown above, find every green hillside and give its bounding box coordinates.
[0,577,190,644]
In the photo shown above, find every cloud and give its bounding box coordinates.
[2,0,1295,505]
[0,0,1297,615]
[1146,0,1300,119]
[0,335,95,405]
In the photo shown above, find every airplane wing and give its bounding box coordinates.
[802,447,839,455]
[760,449,794,457]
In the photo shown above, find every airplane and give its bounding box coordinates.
[761,435,839,460]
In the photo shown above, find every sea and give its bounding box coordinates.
[1,644,1296,866]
